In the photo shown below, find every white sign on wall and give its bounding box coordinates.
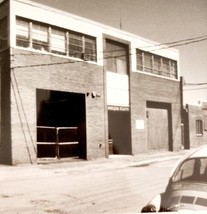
[106,71,129,107]
[136,120,145,130]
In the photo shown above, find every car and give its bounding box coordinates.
[141,145,207,212]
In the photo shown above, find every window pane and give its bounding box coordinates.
[105,40,127,74]
[84,35,96,62]
[153,55,161,75]
[174,158,207,183]
[0,17,8,50]
[196,120,203,135]
[69,31,83,59]
[162,58,170,77]
[16,18,29,48]
[32,22,49,51]
[51,28,66,54]
[33,23,48,42]
[180,159,195,180]
[16,18,29,38]
[144,52,152,73]
[170,60,177,79]
[136,49,143,71]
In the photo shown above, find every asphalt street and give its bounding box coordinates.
[0,151,186,214]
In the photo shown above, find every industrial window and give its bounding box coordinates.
[84,35,96,61]
[51,27,66,55]
[15,17,97,62]
[136,49,177,79]
[32,22,49,51]
[0,17,8,50]
[69,31,83,59]
[196,119,203,136]
[105,39,128,75]
[16,18,30,48]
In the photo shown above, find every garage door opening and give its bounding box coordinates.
[36,89,86,159]
[146,101,173,151]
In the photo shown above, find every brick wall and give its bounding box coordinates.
[130,72,182,153]
[9,48,106,164]
[188,105,207,148]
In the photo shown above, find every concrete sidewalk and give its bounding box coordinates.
[0,149,188,176]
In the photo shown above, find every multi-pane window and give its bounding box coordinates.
[153,55,161,75]
[0,17,8,50]
[196,119,203,135]
[32,22,49,51]
[136,49,177,79]
[105,39,128,75]
[15,17,97,62]
[84,35,96,61]
[69,31,83,59]
[144,52,152,73]
[16,18,30,48]
[51,27,66,55]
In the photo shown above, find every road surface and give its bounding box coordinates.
[0,158,177,213]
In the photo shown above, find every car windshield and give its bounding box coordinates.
[173,157,207,183]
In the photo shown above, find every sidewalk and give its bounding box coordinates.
[0,149,188,176]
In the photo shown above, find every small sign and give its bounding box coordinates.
[136,120,145,130]
[108,106,129,111]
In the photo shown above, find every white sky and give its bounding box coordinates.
[33,0,207,105]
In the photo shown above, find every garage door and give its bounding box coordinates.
[147,108,169,150]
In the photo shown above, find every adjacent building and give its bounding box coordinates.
[0,0,182,165]
[183,102,207,149]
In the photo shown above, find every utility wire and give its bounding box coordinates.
[184,82,207,86]
[14,34,207,56]
[12,34,207,69]
[183,87,207,91]
[150,37,207,51]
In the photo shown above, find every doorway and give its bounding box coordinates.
[146,101,173,151]
[108,109,131,155]
[36,89,86,159]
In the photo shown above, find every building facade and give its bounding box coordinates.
[0,0,182,165]
[183,102,207,149]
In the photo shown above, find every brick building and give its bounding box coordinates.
[0,0,182,165]
[183,102,207,149]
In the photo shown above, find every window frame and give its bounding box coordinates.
[173,157,207,183]
[105,39,128,75]
[196,119,203,136]
[51,27,66,55]
[204,116,207,131]
[15,16,97,62]
[32,21,49,51]
[136,49,178,80]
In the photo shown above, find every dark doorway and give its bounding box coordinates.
[108,110,131,155]
[146,101,173,151]
[36,89,86,159]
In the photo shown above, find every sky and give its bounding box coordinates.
[33,0,207,105]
